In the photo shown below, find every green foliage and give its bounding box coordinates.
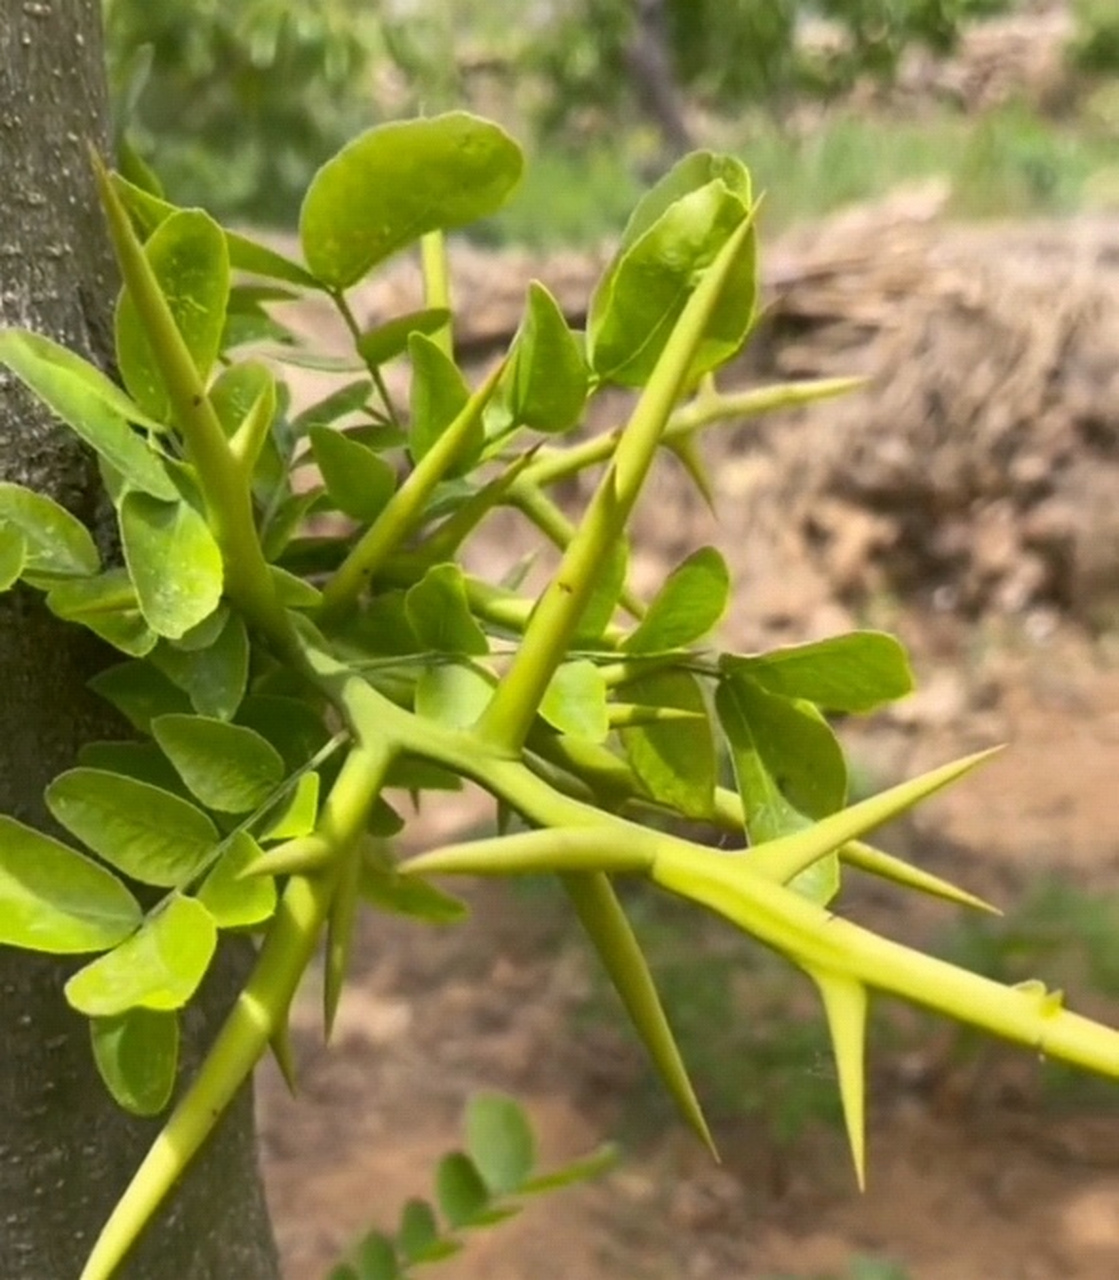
[327,1093,615,1278]
[527,0,1013,143]
[2,111,1118,1280]
[103,0,382,224]
[1070,0,1119,75]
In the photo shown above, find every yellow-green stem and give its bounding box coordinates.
[316,360,506,625]
[522,376,864,490]
[94,153,294,649]
[477,216,756,754]
[421,230,454,358]
[79,739,393,1280]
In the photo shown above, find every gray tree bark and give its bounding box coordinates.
[0,3,280,1277]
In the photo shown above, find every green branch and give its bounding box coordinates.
[79,736,395,1280]
[478,216,757,754]
[316,359,506,626]
[94,154,295,651]
[522,376,864,490]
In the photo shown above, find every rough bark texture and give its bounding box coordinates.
[0,3,280,1277]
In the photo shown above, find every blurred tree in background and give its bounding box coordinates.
[103,0,382,223]
[103,0,1024,227]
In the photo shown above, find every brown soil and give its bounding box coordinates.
[259,203,1119,1279]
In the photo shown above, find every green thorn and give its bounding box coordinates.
[808,967,868,1191]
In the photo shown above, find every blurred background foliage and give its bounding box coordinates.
[103,0,1119,234]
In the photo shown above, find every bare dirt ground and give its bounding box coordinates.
[259,201,1119,1279]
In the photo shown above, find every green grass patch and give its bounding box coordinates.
[473,105,1119,251]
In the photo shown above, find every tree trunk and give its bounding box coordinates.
[624,0,694,156]
[0,3,280,1277]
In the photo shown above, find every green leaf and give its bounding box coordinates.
[151,714,285,813]
[408,334,473,467]
[261,490,320,561]
[0,522,24,590]
[521,1145,618,1195]
[398,1199,440,1263]
[414,661,495,729]
[209,361,274,439]
[326,1265,360,1280]
[268,565,321,611]
[588,177,751,387]
[0,481,99,580]
[150,611,250,721]
[300,113,523,288]
[172,604,230,651]
[65,895,217,1016]
[720,675,847,821]
[198,830,277,929]
[358,308,451,367]
[466,1093,536,1196]
[507,281,588,433]
[359,843,468,925]
[622,151,752,247]
[435,1152,491,1229]
[355,1232,399,1280]
[405,564,489,655]
[310,426,396,523]
[109,173,321,290]
[46,768,219,888]
[46,569,157,656]
[91,1008,179,1116]
[620,670,716,820]
[0,333,178,498]
[743,749,1000,891]
[120,492,223,639]
[622,547,729,653]
[0,815,142,953]
[225,230,320,290]
[722,632,915,713]
[715,677,840,904]
[88,659,193,733]
[260,770,320,842]
[290,379,372,437]
[78,740,190,798]
[604,151,757,385]
[222,289,297,353]
[0,328,164,432]
[540,660,609,742]
[234,695,331,773]
[115,209,230,422]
